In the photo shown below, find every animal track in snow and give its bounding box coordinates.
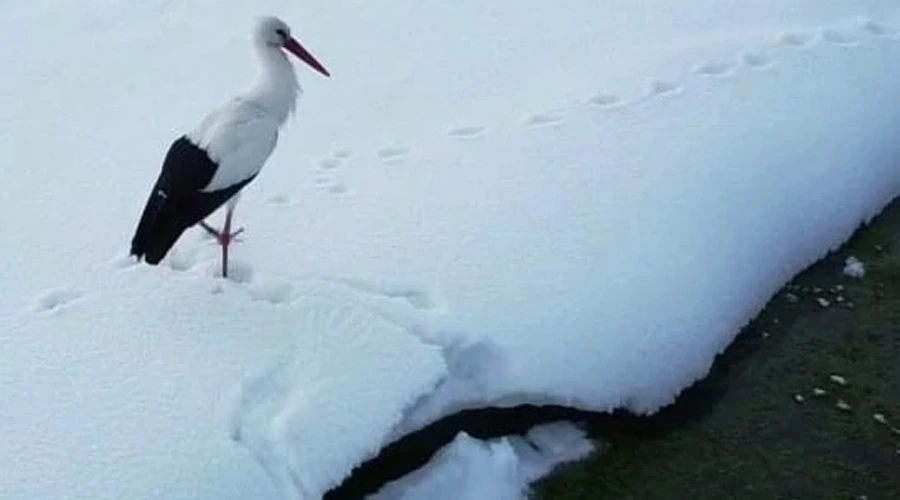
[314,175,346,195]
[742,51,773,69]
[779,32,813,47]
[648,80,681,96]
[695,61,736,77]
[377,147,409,163]
[820,29,860,46]
[266,193,292,206]
[447,126,486,139]
[861,20,895,37]
[523,113,564,127]
[33,288,83,313]
[318,158,340,170]
[587,93,622,107]
[312,152,348,194]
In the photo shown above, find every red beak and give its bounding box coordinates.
[283,37,330,78]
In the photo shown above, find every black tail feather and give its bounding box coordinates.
[130,187,192,265]
[129,176,256,266]
[143,216,190,264]
[130,186,169,262]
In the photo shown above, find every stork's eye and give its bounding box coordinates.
[275,28,288,38]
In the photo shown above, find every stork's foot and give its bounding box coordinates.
[199,221,245,245]
[199,221,219,239]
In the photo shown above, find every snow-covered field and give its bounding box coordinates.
[3,1,900,498]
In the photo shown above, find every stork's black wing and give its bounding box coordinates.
[130,136,256,265]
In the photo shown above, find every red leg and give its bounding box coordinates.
[198,205,245,279]
[221,207,232,278]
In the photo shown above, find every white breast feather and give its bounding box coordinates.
[188,98,280,193]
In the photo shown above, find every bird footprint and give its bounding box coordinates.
[448,126,486,139]
[318,158,340,170]
[587,93,622,107]
[861,20,896,37]
[266,193,292,206]
[820,29,859,46]
[780,32,813,47]
[314,176,346,195]
[695,61,736,77]
[377,147,408,163]
[33,288,84,313]
[313,150,351,194]
[524,113,564,127]
[742,51,773,69]
[648,79,682,96]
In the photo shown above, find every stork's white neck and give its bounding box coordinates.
[244,44,300,124]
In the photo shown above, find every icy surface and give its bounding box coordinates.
[3,1,900,499]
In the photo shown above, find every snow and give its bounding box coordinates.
[232,295,446,499]
[844,256,867,278]
[3,1,900,499]
[371,423,595,500]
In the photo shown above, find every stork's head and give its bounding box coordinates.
[254,16,330,78]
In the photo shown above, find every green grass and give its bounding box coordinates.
[537,200,900,500]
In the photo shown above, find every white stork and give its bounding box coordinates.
[130,16,329,277]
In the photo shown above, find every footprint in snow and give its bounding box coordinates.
[266,193,292,206]
[377,147,409,163]
[694,61,736,77]
[33,288,83,313]
[742,51,773,69]
[861,20,895,37]
[586,93,622,108]
[820,29,860,46]
[447,126,486,139]
[523,113,564,127]
[317,157,341,170]
[313,152,350,194]
[779,32,814,47]
[314,175,346,195]
[648,80,681,96]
